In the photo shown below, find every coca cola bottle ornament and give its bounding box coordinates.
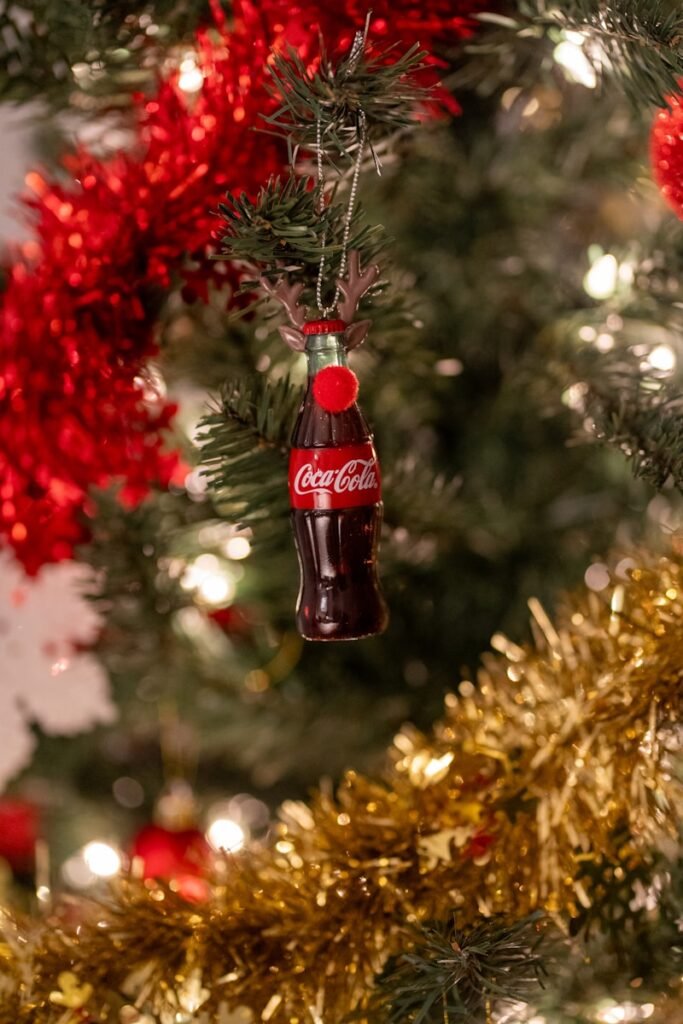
[256,45,390,640]
[265,252,389,640]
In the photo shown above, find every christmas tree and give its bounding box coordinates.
[1,1,683,1021]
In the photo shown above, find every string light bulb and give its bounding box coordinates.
[224,536,251,560]
[554,36,597,89]
[197,573,234,605]
[584,254,618,299]
[206,817,246,852]
[181,554,237,607]
[178,54,204,94]
[82,841,122,878]
[596,1003,655,1023]
[646,343,676,374]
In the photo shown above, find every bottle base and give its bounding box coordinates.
[297,610,389,642]
[300,626,387,642]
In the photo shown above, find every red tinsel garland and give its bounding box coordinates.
[0,0,482,572]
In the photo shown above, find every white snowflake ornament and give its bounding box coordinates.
[0,550,115,790]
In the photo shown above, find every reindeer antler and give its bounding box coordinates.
[336,250,380,324]
[259,254,380,353]
[260,275,308,351]
[260,277,307,327]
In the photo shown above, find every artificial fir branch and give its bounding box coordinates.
[0,0,225,103]
[376,914,548,1024]
[198,374,300,547]
[75,486,280,742]
[587,374,683,493]
[219,176,329,269]
[383,458,463,537]
[218,174,385,287]
[217,39,427,294]
[526,852,683,1022]
[520,0,683,105]
[542,335,683,494]
[264,41,429,160]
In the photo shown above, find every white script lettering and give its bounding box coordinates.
[293,458,379,496]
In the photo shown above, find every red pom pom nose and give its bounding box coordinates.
[312,365,359,413]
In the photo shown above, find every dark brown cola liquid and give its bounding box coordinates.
[291,376,388,642]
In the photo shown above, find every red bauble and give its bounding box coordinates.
[208,603,253,636]
[131,823,212,901]
[313,365,359,412]
[0,798,38,871]
[652,90,683,218]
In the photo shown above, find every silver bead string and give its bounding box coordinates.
[315,109,367,318]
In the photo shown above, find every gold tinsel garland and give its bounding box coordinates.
[1,551,682,1024]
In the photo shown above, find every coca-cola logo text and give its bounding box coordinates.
[294,458,378,496]
[289,443,382,510]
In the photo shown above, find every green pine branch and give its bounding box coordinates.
[217,173,385,292]
[537,326,683,495]
[263,41,429,161]
[0,1,226,104]
[217,38,428,299]
[529,849,683,1021]
[518,0,683,105]
[383,458,463,537]
[197,373,300,548]
[78,485,237,716]
[375,913,547,1024]
[587,369,683,492]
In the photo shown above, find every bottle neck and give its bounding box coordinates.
[305,332,348,376]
